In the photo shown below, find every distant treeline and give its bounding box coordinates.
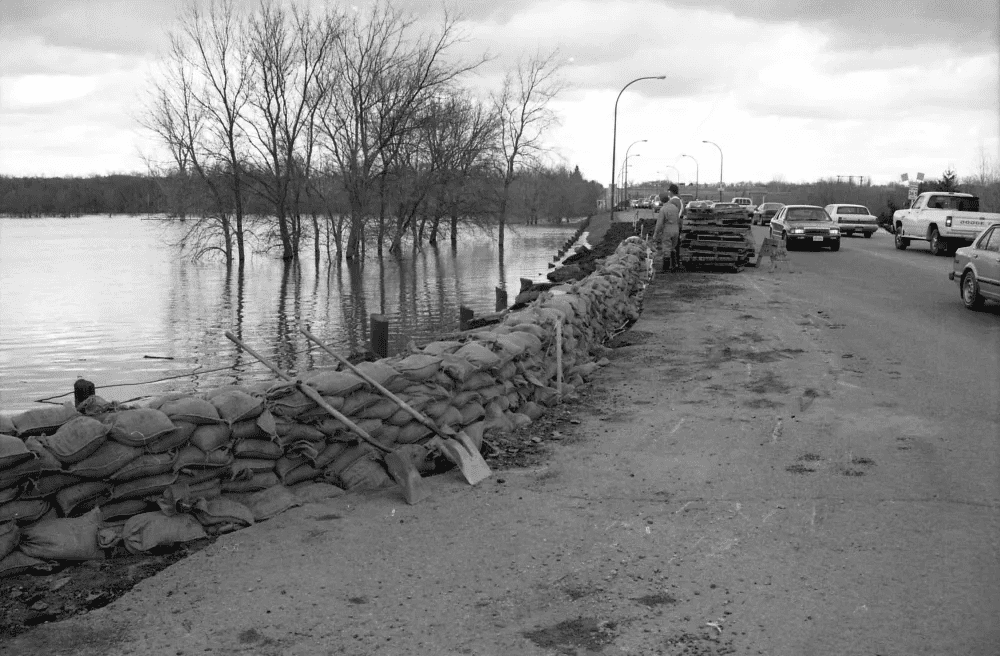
[0,174,165,217]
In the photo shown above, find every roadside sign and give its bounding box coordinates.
[908,181,919,201]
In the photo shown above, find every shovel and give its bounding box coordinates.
[224,332,428,505]
[299,327,492,486]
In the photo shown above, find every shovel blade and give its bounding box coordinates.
[450,432,492,485]
[384,451,430,505]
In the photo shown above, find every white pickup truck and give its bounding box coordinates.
[731,197,756,217]
[893,192,1000,256]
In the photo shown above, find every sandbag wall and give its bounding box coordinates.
[0,237,650,575]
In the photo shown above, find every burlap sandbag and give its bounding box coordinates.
[189,424,232,452]
[0,487,18,504]
[68,441,142,479]
[0,521,19,560]
[157,397,222,425]
[20,507,103,561]
[232,439,283,460]
[0,435,32,470]
[100,499,151,523]
[231,410,279,441]
[11,406,80,438]
[121,511,207,554]
[334,456,393,491]
[303,370,365,397]
[420,340,463,356]
[108,408,178,447]
[453,342,502,370]
[226,484,301,521]
[172,445,233,473]
[19,473,82,500]
[220,471,280,493]
[353,361,402,388]
[0,499,50,525]
[0,455,42,490]
[358,398,400,421]
[340,390,383,417]
[110,472,178,501]
[0,415,15,436]
[55,481,112,516]
[144,419,196,454]
[394,353,443,382]
[395,421,433,444]
[109,453,175,482]
[281,462,322,486]
[208,389,264,424]
[274,421,326,444]
[40,416,109,464]
[191,497,254,529]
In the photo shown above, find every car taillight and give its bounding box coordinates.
[945,215,952,227]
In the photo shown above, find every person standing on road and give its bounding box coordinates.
[653,183,683,272]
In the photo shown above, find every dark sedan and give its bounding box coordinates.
[769,205,841,251]
[752,202,785,226]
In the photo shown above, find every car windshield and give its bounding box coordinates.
[836,206,870,215]
[761,203,782,211]
[786,208,829,222]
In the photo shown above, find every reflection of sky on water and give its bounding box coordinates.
[1,216,580,413]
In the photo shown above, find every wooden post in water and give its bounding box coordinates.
[74,378,95,407]
[519,278,533,293]
[370,314,389,359]
[495,287,507,312]
[459,306,474,331]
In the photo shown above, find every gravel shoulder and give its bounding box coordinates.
[4,257,997,656]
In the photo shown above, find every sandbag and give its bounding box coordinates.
[208,389,264,424]
[231,410,279,441]
[453,342,502,370]
[228,484,302,521]
[0,551,56,578]
[108,408,178,446]
[340,390,383,417]
[0,487,19,504]
[519,401,544,420]
[459,371,497,392]
[281,462,323,486]
[303,370,365,397]
[40,416,109,464]
[267,389,316,418]
[122,511,207,554]
[437,405,465,430]
[231,458,278,474]
[172,445,233,473]
[68,441,142,479]
[110,472,178,501]
[11,405,80,437]
[0,521,19,560]
[145,419,196,454]
[20,473,86,500]
[0,415,15,436]
[458,402,486,425]
[189,423,232,452]
[109,452,175,482]
[0,455,42,490]
[232,439,283,460]
[353,361,402,388]
[0,435,32,470]
[55,481,112,516]
[157,478,222,516]
[158,397,222,425]
[20,507,103,561]
[274,421,326,444]
[358,398,400,421]
[100,499,152,522]
[220,471,280,493]
[334,456,394,491]
[394,353,442,381]
[191,497,254,529]
[439,354,478,382]
[395,421,433,444]
[0,499,50,525]
[312,442,349,469]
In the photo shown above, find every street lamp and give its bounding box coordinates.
[680,154,699,199]
[664,165,681,184]
[623,153,641,206]
[623,140,645,206]
[611,76,666,212]
[702,140,723,201]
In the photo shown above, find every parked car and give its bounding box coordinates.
[893,191,1000,256]
[769,205,841,251]
[651,195,662,211]
[949,224,1000,309]
[824,203,879,238]
[752,202,784,226]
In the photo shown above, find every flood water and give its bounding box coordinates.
[0,215,586,414]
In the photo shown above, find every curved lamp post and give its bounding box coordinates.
[622,153,641,206]
[702,140,723,201]
[664,165,681,184]
[623,140,645,206]
[681,153,699,199]
[610,76,665,211]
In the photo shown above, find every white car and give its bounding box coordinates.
[824,204,878,238]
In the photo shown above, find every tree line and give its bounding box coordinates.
[129,0,603,267]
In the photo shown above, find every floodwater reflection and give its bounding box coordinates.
[0,215,582,413]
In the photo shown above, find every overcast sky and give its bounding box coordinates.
[1,0,997,186]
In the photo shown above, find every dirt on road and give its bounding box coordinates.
[3,260,997,656]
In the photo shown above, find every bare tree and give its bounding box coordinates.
[316,0,484,261]
[490,50,564,248]
[242,1,342,261]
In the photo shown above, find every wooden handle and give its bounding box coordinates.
[299,327,447,438]
[226,331,389,454]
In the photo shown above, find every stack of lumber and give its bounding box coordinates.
[679,201,756,269]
